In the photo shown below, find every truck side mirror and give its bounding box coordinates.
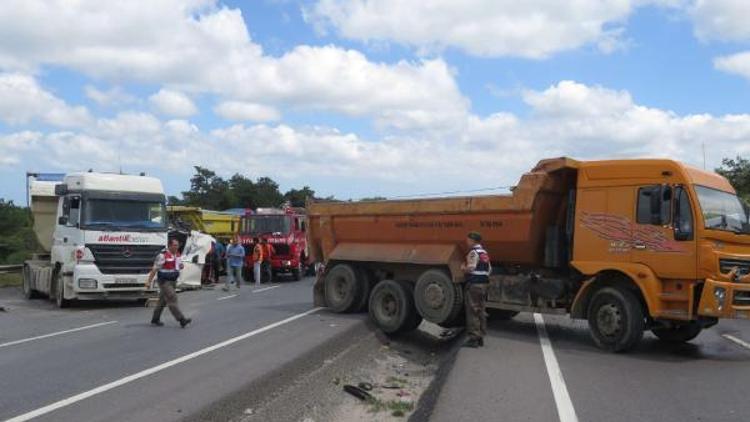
[54,184,68,196]
[58,216,68,225]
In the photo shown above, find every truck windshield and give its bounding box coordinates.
[694,185,749,234]
[244,216,290,235]
[82,199,166,231]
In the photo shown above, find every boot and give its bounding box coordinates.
[462,337,480,348]
[478,337,484,347]
[151,319,164,327]
[180,318,192,328]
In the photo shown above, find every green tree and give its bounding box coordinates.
[716,156,750,201]
[182,166,234,210]
[0,200,40,264]
[229,174,256,208]
[253,177,284,208]
[284,186,316,207]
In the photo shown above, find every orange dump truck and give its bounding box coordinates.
[308,157,750,352]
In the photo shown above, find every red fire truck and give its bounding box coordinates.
[239,207,310,281]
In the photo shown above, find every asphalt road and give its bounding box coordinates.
[3,278,750,422]
[429,313,750,422]
[0,277,368,422]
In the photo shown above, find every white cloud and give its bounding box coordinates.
[0,73,91,127]
[148,89,198,117]
[3,81,750,199]
[0,0,466,130]
[306,0,639,58]
[714,51,750,81]
[689,0,750,42]
[84,85,136,107]
[214,101,281,122]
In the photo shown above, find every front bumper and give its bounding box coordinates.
[271,257,299,273]
[698,278,750,320]
[73,263,157,298]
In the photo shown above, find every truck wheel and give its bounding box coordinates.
[324,264,365,313]
[292,262,303,281]
[54,275,72,309]
[369,280,422,334]
[587,287,645,352]
[22,265,39,299]
[414,269,463,325]
[352,268,373,313]
[652,322,702,343]
[487,309,520,321]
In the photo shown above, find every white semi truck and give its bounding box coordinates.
[23,172,168,307]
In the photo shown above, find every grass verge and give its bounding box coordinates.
[0,272,22,287]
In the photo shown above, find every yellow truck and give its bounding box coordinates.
[308,157,750,352]
[166,206,240,242]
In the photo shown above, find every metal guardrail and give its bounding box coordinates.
[0,264,23,274]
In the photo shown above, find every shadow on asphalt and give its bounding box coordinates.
[486,316,750,363]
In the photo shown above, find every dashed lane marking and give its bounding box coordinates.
[0,321,118,350]
[722,333,750,351]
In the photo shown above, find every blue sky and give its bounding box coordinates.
[2,0,750,205]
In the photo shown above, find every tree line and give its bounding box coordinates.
[169,166,320,210]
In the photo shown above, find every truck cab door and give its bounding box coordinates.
[631,185,697,279]
[53,195,81,266]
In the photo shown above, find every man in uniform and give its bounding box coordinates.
[147,238,192,328]
[461,231,491,348]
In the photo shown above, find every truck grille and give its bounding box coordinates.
[719,258,750,276]
[88,244,163,275]
[273,244,291,257]
[734,291,750,307]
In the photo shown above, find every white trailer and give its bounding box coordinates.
[23,172,168,307]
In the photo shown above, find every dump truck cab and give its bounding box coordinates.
[571,160,750,326]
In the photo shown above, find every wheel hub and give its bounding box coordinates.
[382,294,397,318]
[424,283,445,309]
[334,277,348,299]
[596,303,622,337]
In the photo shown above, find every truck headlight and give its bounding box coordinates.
[714,287,727,311]
[284,260,291,266]
[79,278,98,289]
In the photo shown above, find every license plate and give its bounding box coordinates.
[114,278,137,284]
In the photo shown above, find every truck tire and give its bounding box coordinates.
[54,275,72,309]
[369,280,422,334]
[414,269,463,325]
[352,268,373,313]
[487,309,520,321]
[652,322,702,343]
[587,287,645,352]
[324,264,365,313]
[22,265,40,299]
[292,262,303,281]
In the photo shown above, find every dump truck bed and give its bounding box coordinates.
[308,158,579,267]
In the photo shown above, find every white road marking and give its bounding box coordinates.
[253,285,280,293]
[534,313,579,422]
[722,333,750,351]
[3,307,323,422]
[217,294,238,301]
[0,321,118,350]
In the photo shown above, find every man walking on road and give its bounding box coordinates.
[252,237,264,287]
[225,236,245,291]
[147,238,192,328]
[461,232,491,348]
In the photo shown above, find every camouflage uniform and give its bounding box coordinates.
[464,244,491,341]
